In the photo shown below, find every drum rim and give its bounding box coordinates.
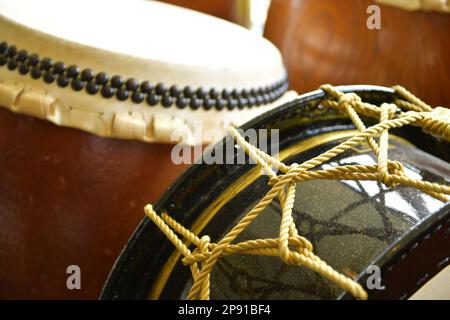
[0,39,288,110]
[100,84,449,300]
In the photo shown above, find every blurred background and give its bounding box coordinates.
[164,0,450,107]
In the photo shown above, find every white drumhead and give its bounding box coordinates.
[0,0,283,87]
[0,0,294,144]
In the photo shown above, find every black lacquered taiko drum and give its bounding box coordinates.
[102,85,450,300]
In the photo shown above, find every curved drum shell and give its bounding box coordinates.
[0,108,188,298]
[101,86,450,300]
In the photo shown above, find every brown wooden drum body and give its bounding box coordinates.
[0,108,188,298]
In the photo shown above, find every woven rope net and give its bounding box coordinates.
[145,85,450,300]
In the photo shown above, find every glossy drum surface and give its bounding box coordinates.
[102,86,450,300]
[174,138,449,299]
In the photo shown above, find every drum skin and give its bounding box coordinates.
[0,107,188,299]
[264,0,450,107]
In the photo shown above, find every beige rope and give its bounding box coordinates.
[144,85,450,300]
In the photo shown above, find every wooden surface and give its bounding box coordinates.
[264,0,450,107]
[0,108,188,298]
[160,0,238,22]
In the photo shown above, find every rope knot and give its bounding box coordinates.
[268,175,280,186]
[199,235,211,255]
[292,235,313,254]
[180,236,211,267]
[379,166,393,187]
[337,92,362,111]
[268,163,299,186]
[280,236,312,265]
